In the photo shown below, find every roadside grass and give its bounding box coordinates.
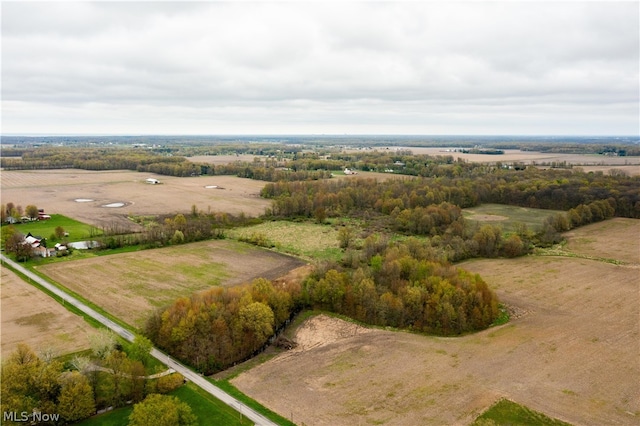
[227,220,343,262]
[1,214,100,244]
[472,398,572,425]
[463,204,564,233]
[75,406,133,426]
[75,382,252,426]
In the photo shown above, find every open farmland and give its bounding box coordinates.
[1,265,94,357]
[0,169,270,230]
[37,240,306,327]
[374,147,640,167]
[563,218,640,264]
[232,219,640,425]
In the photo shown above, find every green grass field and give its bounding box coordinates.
[75,382,253,426]
[2,214,100,243]
[463,204,564,233]
[228,220,343,262]
[472,398,572,425]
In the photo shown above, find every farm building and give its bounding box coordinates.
[37,208,51,220]
[146,178,160,184]
[24,233,43,248]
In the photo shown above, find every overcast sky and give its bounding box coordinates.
[2,1,638,136]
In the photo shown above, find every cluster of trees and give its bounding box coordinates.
[99,212,225,250]
[145,278,300,374]
[567,200,616,228]
[1,202,40,223]
[0,333,185,425]
[305,239,499,335]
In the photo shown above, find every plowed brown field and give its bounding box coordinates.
[1,265,93,357]
[0,169,270,229]
[232,219,640,425]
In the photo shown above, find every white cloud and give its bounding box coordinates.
[2,1,638,135]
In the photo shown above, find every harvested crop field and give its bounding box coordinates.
[1,265,93,358]
[37,240,306,328]
[0,169,270,229]
[563,218,640,264]
[375,147,640,166]
[232,219,640,426]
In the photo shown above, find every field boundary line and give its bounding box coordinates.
[533,247,631,266]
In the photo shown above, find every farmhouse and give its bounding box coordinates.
[24,233,43,248]
[344,168,358,175]
[146,178,160,184]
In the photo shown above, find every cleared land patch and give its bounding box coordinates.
[37,240,306,328]
[228,221,342,262]
[463,203,563,232]
[232,219,639,426]
[1,170,270,230]
[1,265,94,357]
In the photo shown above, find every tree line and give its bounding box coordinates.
[262,167,639,220]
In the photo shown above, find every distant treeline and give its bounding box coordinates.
[262,167,640,219]
[0,147,330,181]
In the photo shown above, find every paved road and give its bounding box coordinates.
[1,254,279,426]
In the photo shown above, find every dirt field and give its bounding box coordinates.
[0,170,270,230]
[232,219,640,425]
[563,218,640,264]
[378,147,640,167]
[36,240,306,328]
[1,265,94,358]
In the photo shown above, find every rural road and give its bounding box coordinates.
[1,254,279,426]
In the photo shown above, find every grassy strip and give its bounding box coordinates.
[75,382,252,426]
[75,406,133,426]
[212,379,295,426]
[472,398,572,425]
[173,382,253,426]
[534,246,625,265]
